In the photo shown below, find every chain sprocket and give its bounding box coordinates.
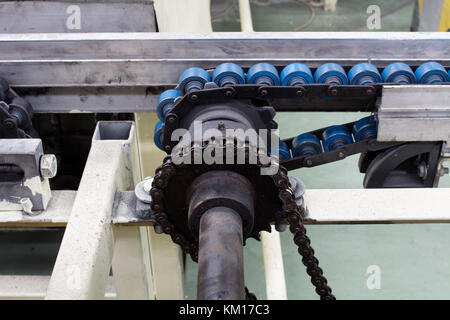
[150,142,335,300]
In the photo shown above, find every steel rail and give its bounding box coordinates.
[0,32,449,88]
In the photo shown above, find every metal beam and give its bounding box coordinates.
[378,85,450,145]
[135,112,185,300]
[0,1,156,34]
[302,188,450,224]
[45,121,137,299]
[111,226,155,300]
[16,86,158,113]
[1,32,448,113]
[4,188,450,227]
[261,226,287,300]
[0,275,117,300]
[0,191,74,227]
[1,32,449,88]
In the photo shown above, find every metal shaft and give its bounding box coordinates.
[197,206,245,300]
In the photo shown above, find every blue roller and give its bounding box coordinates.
[270,141,291,161]
[322,125,353,152]
[280,63,314,86]
[213,63,245,87]
[348,63,381,85]
[352,116,377,142]
[154,120,165,150]
[381,62,416,84]
[246,63,280,86]
[156,89,180,121]
[292,133,322,157]
[415,62,449,84]
[314,63,348,85]
[178,67,211,95]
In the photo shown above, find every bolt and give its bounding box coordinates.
[165,145,171,152]
[417,162,428,179]
[40,154,57,179]
[330,88,338,96]
[225,90,234,97]
[260,89,268,96]
[439,167,449,177]
[306,159,313,166]
[20,198,33,215]
[167,115,176,124]
[296,90,304,97]
[189,94,198,101]
[217,122,226,131]
[338,152,345,159]
[275,221,287,232]
[366,88,374,95]
[3,118,15,129]
[154,224,164,234]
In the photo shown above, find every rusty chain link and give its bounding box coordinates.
[273,168,335,300]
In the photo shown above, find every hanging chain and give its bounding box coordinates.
[272,168,335,300]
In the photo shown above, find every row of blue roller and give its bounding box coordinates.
[272,115,377,162]
[154,61,450,151]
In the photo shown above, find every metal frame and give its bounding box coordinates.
[0,139,51,211]
[4,187,450,227]
[1,29,450,299]
[378,85,450,145]
[0,1,156,34]
[0,121,182,299]
[0,275,117,300]
[41,120,154,299]
[1,32,450,113]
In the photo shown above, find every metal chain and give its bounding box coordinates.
[150,143,335,299]
[272,168,336,300]
[290,215,336,300]
[150,155,199,262]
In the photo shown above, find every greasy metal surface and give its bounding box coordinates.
[151,156,280,262]
[187,171,255,238]
[197,207,245,300]
[15,86,158,113]
[163,95,276,152]
[149,139,335,299]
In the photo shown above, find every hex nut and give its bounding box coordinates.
[20,198,33,215]
[40,154,57,179]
